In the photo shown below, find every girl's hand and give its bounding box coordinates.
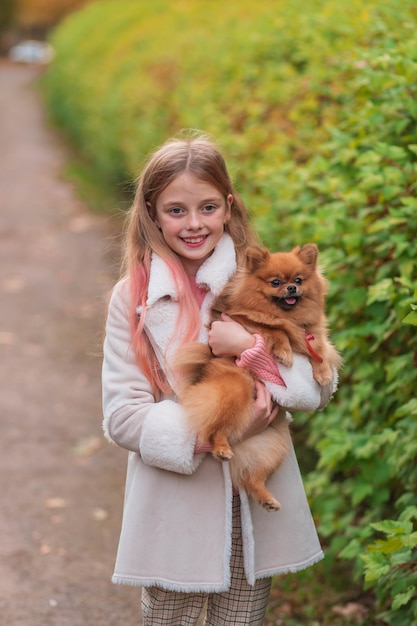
[208,313,255,357]
[240,380,280,441]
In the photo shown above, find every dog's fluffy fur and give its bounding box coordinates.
[174,244,341,511]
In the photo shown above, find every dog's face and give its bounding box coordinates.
[244,244,326,317]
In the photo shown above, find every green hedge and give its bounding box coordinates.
[274,37,417,626]
[43,1,417,623]
[43,0,384,187]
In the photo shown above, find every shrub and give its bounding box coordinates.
[259,26,417,625]
[43,0,380,186]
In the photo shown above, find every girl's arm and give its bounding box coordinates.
[102,281,204,475]
[208,314,337,412]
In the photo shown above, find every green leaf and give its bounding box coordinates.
[317,430,353,468]
[399,506,417,523]
[368,216,409,232]
[392,587,416,610]
[405,532,417,549]
[352,482,374,506]
[402,310,417,325]
[390,548,413,565]
[371,536,404,554]
[339,539,362,559]
[367,279,393,304]
[400,196,417,209]
[370,520,413,535]
[393,398,417,419]
[361,553,390,582]
[407,144,417,155]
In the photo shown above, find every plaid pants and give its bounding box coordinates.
[141,495,271,626]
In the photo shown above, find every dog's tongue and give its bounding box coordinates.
[285,297,297,305]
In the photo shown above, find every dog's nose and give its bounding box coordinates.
[287,285,297,295]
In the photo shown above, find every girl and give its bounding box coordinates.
[102,133,335,625]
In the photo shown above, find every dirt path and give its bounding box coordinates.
[0,60,142,625]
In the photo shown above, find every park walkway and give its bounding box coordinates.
[0,59,142,625]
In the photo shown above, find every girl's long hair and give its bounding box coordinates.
[122,132,260,398]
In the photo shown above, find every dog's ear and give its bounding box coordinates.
[294,243,318,268]
[245,246,270,272]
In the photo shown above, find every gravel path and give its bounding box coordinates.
[0,59,142,625]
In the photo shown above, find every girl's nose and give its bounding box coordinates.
[185,210,203,229]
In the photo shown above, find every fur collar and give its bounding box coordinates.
[146,233,237,307]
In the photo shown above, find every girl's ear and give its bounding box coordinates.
[224,194,233,223]
[146,201,159,227]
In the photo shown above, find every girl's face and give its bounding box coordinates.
[153,171,232,276]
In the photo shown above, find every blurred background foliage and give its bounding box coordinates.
[25,0,417,623]
[0,0,88,50]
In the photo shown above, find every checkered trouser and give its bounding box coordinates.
[141,495,271,625]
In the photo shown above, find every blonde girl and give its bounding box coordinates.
[102,133,331,625]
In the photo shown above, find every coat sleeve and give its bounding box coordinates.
[264,353,338,412]
[101,281,205,475]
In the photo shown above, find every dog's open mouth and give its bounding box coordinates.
[272,296,300,310]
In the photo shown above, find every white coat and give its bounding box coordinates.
[102,234,329,592]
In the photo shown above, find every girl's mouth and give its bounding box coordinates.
[181,235,208,246]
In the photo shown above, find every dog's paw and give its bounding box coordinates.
[212,447,234,461]
[261,498,281,512]
[315,374,333,386]
[276,350,293,368]
[312,363,333,386]
[211,433,234,461]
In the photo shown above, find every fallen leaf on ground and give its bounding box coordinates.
[45,497,68,509]
[72,436,103,457]
[0,331,16,345]
[92,507,108,521]
[2,276,25,292]
[40,543,52,555]
[69,215,94,233]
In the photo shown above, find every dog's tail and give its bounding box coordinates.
[172,343,254,444]
[171,342,213,392]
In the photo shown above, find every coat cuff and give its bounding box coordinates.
[264,353,329,412]
[139,401,205,475]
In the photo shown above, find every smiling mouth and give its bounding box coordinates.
[181,235,208,245]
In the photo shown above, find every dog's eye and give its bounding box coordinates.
[270,279,282,287]
[294,277,303,285]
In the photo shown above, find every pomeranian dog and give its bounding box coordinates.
[174,243,341,511]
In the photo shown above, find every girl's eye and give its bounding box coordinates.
[271,279,282,287]
[169,207,184,215]
[202,204,216,212]
[294,277,303,285]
